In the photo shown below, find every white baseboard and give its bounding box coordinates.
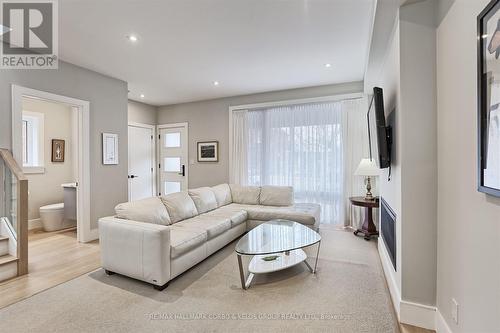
[436,309,453,333]
[378,240,401,317]
[28,218,42,230]
[400,300,436,330]
[378,240,442,331]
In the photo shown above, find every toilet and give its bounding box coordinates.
[39,203,76,232]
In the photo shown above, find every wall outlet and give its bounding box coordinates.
[451,298,459,324]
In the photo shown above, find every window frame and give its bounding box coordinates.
[22,110,45,174]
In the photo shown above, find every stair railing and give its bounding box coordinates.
[0,148,28,276]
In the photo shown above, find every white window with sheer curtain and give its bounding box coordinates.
[230,96,369,225]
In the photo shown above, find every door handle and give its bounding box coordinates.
[178,165,185,177]
[128,175,139,179]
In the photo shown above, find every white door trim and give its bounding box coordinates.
[128,122,156,199]
[157,122,189,195]
[11,85,94,243]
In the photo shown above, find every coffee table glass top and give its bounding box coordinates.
[235,220,321,255]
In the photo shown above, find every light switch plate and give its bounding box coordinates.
[451,298,459,324]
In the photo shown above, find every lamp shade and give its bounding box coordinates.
[354,158,380,176]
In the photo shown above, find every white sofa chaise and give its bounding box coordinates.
[98,184,320,290]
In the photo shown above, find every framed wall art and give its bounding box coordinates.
[102,133,119,165]
[197,141,218,162]
[478,0,500,197]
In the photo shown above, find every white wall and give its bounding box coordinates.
[158,82,363,188]
[23,98,75,220]
[437,0,500,331]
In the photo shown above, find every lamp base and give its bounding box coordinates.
[364,177,374,201]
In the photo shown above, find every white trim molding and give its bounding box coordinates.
[400,301,436,330]
[436,309,453,333]
[12,85,94,243]
[378,240,445,331]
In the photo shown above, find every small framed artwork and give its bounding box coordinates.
[51,139,65,162]
[197,141,218,162]
[478,0,500,197]
[102,133,119,165]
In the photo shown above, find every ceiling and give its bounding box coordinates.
[59,0,376,106]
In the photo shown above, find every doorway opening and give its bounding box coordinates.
[11,85,92,243]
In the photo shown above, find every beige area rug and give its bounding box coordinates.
[0,228,399,333]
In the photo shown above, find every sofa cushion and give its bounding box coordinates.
[114,197,171,225]
[175,215,231,240]
[202,206,248,227]
[211,183,232,207]
[169,226,207,258]
[232,203,320,226]
[188,187,218,214]
[259,186,294,206]
[229,184,261,205]
[160,192,198,223]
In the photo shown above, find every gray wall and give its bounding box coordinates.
[399,0,438,307]
[0,60,129,230]
[376,15,403,300]
[23,98,75,220]
[128,100,157,125]
[157,81,363,188]
[437,0,500,331]
[373,0,439,313]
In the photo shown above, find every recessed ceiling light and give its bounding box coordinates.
[140,94,145,98]
[213,81,219,86]
[325,63,332,68]
[127,35,138,42]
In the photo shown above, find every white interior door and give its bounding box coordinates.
[128,124,155,201]
[158,123,188,195]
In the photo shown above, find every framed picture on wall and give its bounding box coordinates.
[478,0,500,197]
[102,133,119,165]
[197,141,218,162]
[51,139,65,162]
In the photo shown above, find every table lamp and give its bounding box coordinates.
[354,158,379,200]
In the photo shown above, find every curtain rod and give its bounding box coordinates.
[230,93,364,112]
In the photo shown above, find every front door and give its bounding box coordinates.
[158,123,188,195]
[128,124,155,201]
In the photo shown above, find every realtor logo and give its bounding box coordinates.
[0,0,58,69]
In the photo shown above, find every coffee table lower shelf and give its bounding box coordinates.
[236,244,320,290]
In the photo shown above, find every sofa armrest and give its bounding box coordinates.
[98,216,171,286]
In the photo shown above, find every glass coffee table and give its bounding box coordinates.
[235,219,321,289]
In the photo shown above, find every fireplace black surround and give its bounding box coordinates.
[380,197,396,271]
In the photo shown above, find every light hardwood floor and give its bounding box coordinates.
[0,228,100,309]
[400,323,435,333]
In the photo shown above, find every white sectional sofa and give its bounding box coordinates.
[98,184,320,290]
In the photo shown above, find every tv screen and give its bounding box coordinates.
[372,87,391,169]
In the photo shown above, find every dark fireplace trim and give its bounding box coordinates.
[380,197,396,271]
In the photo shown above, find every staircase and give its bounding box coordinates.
[0,148,28,282]
[0,234,17,281]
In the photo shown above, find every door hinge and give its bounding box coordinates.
[151,135,153,140]
[158,134,161,139]
[159,163,161,169]
[151,167,153,172]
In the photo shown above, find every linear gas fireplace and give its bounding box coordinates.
[380,197,396,271]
